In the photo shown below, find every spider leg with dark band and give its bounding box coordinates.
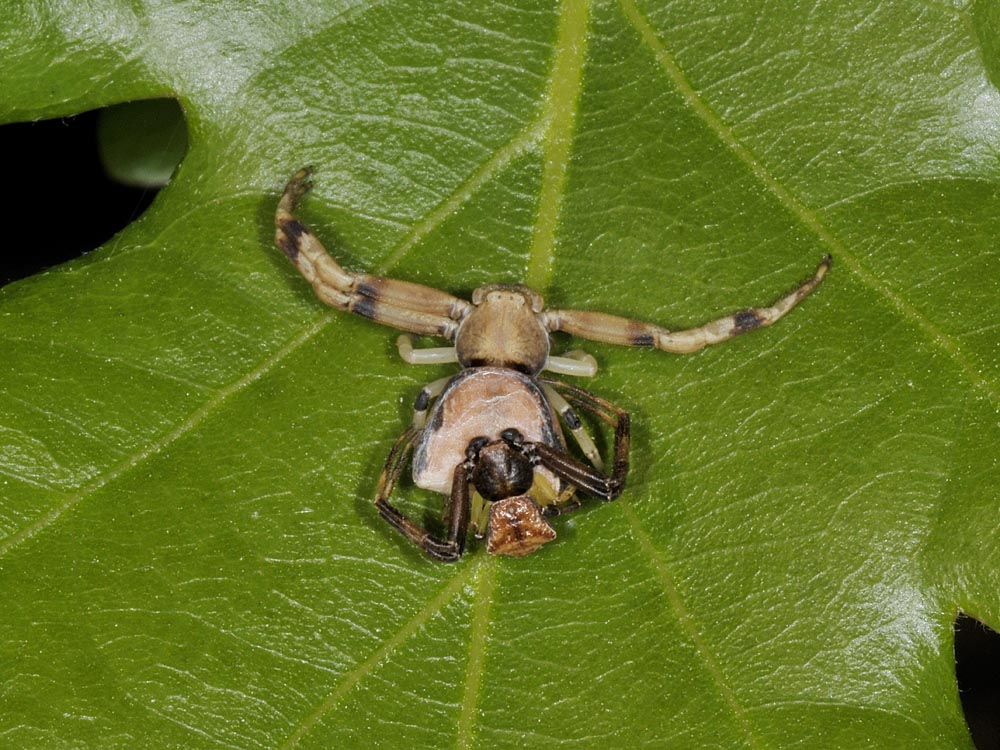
[275,167,830,560]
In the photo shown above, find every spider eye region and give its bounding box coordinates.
[470,440,535,501]
[455,286,550,374]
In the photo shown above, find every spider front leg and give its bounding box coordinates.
[275,168,471,339]
[374,425,470,562]
[509,381,631,513]
[542,255,830,354]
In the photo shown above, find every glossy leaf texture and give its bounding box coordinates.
[1,1,998,748]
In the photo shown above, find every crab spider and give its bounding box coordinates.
[275,167,830,560]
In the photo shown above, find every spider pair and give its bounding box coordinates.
[275,168,830,561]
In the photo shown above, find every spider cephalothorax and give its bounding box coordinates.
[456,284,550,375]
[275,167,829,561]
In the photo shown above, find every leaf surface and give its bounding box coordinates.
[1,1,998,748]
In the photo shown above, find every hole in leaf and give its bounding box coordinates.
[956,612,1000,750]
[0,99,187,287]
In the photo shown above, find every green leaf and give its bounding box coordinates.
[2,1,998,748]
[98,100,188,188]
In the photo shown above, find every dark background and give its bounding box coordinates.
[0,111,158,287]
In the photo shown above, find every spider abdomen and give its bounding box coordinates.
[412,367,564,495]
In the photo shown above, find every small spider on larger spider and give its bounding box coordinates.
[275,167,830,562]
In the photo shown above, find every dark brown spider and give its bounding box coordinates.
[275,167,829,560]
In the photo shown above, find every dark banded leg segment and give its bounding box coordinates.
[374,426,470,562]
[276,167,471,339]
[542,255,830,354]
[513,381,630,514]
[540,382,604,471]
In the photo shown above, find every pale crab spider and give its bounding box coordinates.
[275,167,830,561]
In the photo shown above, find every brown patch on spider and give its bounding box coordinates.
[276,219,309,262]
[349,296,379,321]
[355,280,383,301]
[486,496,557,556]
[733,309,763,332]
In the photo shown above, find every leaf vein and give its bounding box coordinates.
[619,0,999,407]
[620,501,765,749]
[0,314,332,558]
[525,0,591,291]
[278,561,477,749]
[374,121,545,274]
[456,557,497,749]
